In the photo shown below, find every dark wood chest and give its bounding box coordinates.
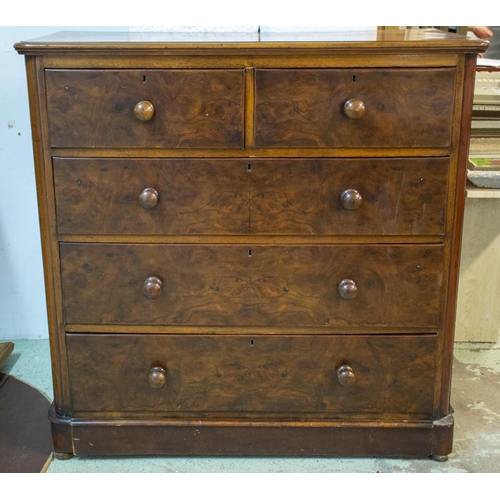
[15,29,486,459]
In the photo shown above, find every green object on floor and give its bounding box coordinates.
[0,342,14,369]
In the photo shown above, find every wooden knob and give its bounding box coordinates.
[337,365,356,387]
[138,187,159,209]
[341,189,363,210]
[134,100,154,121]
[143,276,162,299]
[343,99,366,119]
[148,366,166,389]
[338,279,358,300]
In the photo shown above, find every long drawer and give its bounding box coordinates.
[45,69,245,148]
[254,68,456,148]
[54,157,449,236]
[60,244,443,328]
[67,333,437,417]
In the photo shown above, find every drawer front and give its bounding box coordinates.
[249,158,448,236]
[254,69,455,148]
[60,244,443,328]
[54,157,448,236]
[67,333,437,417]
[45,70,244,148]
[54,158,250,235]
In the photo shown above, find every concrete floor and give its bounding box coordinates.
[2,339,500,473]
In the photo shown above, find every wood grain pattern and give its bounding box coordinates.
[66,334,436,416]
[53,157,449,236]
[249,158,449,236]
[53,158,249,235]
[254,69,456,148]
[45,69,244,148]
[60,244,444,328]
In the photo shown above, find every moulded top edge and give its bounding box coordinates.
[14,29,489,54]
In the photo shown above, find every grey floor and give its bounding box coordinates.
[2,339,500,472]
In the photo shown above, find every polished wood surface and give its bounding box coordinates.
[66,334,436,416]
[53,157,449,236]
[14,28,488,54]
[16,29,481,459]
[45,70,244,148]
[338,279,358,301]
[64,413,453,458]
[148,366,167,389]
[25,56,70,416]
[254,69,455,148]
[337,365,357,387]
[138,187,159,210]
[133,100,155,121]
[440,54,479,416]
[340,189,363,211]
[343,98,366,120]
[142,276,163,300]
[60,243,443,328]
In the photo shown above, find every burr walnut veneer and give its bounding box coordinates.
[15,29,486,459]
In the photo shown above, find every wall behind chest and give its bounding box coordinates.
[0,27,118,340]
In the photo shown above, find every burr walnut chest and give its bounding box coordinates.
[15,29,486,459]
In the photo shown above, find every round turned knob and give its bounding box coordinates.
[343,98,366,119]
[338,279,358,300]
[138,187,159,209]
[340,189,363,211]
[148,366,166,389]
[337,365,356,387]
[134,100,155,121]
[143,276,162,299]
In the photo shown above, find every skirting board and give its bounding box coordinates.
[49,405,453,460]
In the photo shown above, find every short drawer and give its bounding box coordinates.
[54,157,448,236]
[254,68,455,148]
[60,244,443,328]
[67,333,437,417]
[45,69,244,148]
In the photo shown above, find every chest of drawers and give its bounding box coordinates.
[15,29,486,460]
